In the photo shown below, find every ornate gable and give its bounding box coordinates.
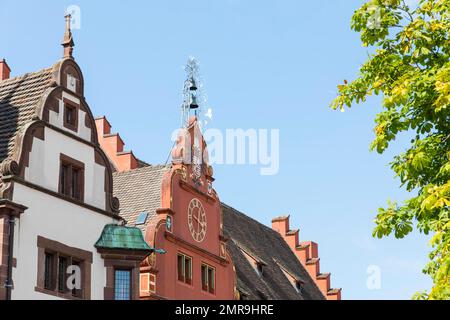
[0,16,119,216]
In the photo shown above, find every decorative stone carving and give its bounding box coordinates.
[110,196,120,213]
[1,159,19,176]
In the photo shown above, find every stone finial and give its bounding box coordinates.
[61,14,75,59]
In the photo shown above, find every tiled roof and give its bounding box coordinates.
[137,158,151,168]
[0,68,53,162]
[222,203,325,300]
[112,165,170,232]
[95,224,153,251]
[112,166,325,300]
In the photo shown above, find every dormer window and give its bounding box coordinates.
[135,212,148,226]
[59,154,84,201]
[63,99,78,132]
[275,260,304,295]
[239,245,266,277]
[256,262,264,277]
[256,289,268,300]
[295,280,303,294]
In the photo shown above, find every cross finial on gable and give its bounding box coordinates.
[62,14,75,59]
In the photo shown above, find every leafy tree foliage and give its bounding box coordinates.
[331,0,450,299]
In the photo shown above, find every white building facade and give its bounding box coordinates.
[0,16,151,300]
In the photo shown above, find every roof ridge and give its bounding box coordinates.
[113,163,170,176]
[221,202,283,236]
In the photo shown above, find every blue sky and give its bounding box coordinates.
[0,0,430,299]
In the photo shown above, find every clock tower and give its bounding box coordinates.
[138,116,236,299]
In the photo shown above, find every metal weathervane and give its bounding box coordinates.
[181,57,212,129]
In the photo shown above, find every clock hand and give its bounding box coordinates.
[194,215,206,227]
[191,214,200,231]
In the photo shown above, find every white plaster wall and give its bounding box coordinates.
[67,74,76,92]
[11,183,117,300]
[25,126,106,210]
[48,91,91,141]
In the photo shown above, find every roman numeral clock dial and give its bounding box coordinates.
[187,198,207,242]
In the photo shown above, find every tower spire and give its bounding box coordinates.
[181,57,201,128]
[61,14,75,59]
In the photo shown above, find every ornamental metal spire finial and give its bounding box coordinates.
[181,57,210,129]
[62,14,75,59]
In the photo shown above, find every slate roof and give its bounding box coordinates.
[95,224,153,251]
[112,166,325,300]
[112,165,170,232]
[222,203,325,300]
[0,68,53,162]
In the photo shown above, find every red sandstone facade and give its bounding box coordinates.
[144,119,236,299]
[96,117,237,299]
[96,114,342,300]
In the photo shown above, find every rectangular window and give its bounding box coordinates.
[58,256,67,292]
[71,260,82,298]
[63,101,78,131]
[201,265,207,291]
[177,253,192,285]
[44,254,83,296]
[177,254,184,282]
[71,167,82,199]
[36,236,92,300]
[60,164,69,196]
[201,264,215,294]
[114,269,132,300]
[208,267,215,294]
[59,154,84,201]
[44,253,54,290]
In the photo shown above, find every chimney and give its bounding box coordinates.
[0,59,11,81]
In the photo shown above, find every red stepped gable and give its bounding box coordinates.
[95,116,138,172]
[272,215,342,300]
[100,115,237,300]
[98,115,332,300]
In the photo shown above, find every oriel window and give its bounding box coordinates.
[114,269,132,300]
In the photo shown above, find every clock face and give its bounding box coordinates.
[187,198,207,242]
